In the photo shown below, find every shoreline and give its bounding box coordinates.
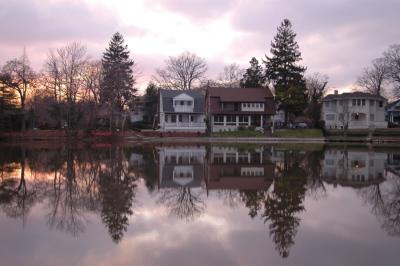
[2,130,400,144]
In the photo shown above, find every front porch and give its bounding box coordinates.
[211,114,271,132]
[161,113,206,132]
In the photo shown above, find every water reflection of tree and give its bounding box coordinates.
[241,152,307,258]
[47,147,99,236]
[99,147,137,243]
[359,173,400,236]
[0,145,138,242]
[0,147,43,225]
[158,187,205,221]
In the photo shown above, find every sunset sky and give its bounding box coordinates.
[1,0,399,94]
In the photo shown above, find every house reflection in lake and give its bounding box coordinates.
[323,149,386,187]
[157,146,207,188]
[206,146,274,191]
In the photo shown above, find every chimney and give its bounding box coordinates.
[334,90,338,95]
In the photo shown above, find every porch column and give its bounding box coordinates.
[189,114,191,127]
[176,114,179,126]
[223,115,227,126]
[248,115,251,126]
[247,153,251,164]
[260,115,263,128]
[236,152,239,163]
[236,115,239,127]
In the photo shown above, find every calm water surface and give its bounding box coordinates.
[0,142,400,266]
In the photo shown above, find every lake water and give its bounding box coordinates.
[0,142,399,266]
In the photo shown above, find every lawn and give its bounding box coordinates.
[272,129,324,138]
[211,129,265,137]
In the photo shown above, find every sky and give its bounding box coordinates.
[0,0,399,94]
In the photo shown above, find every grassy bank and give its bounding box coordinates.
[272,129,324,138]
[211,129,264,137]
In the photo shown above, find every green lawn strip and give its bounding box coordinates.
[210,129,265,137]
[272,129,324,138]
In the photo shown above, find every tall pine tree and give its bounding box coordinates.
[101,32,136,131]
[264,19,307,124]
[240,57,265,88]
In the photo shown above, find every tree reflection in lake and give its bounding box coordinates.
[99,146,137,243]
[0,143,400,261]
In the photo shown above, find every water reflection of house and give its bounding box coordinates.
[157,146,206,188]
[322,149,386,187]
[205,146,274,191]
[387,153,400,176]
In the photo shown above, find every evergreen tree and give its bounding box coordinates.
[264,19,307,123]
[143,82,158,123]
[101,32,137,130]
[240,57,265,88]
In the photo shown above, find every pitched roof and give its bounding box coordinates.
[386,99,400,110]
[160,89,205,113]
[207,87,274,102]
[322,91,386,101]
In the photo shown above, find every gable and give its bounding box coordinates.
[173,93,194,101]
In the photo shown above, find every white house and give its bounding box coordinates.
[322,91,387,129]
[158,89,206,132]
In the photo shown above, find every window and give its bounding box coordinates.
[379,101,383,107]
[187,101,192,106]
[370,100,374,106]
[171,115,176,122]
[180,101,184,106]
[326,114,335,120]
[357,99,361,106]
[226,115,236,124]
[370,114,375,121]
[352,99,356,106]
[214,115,224,125]
[190,116,194,122]
[362,99,365,106]
[354,113,359,120]
[178,115,182,122]
[174,101,178,106]
[239,115,248,124]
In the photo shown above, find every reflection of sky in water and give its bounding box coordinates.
[0,145,400,266]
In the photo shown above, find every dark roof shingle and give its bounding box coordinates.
[207,87,273,102]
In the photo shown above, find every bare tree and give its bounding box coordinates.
[82,60,102,104]
[305,73,328,127]
[217,63,244,87]
[43,50,62,102]
[0,49,37,131]
[155,51,207,90]
[384,44,400,97]
[357,58,388,96]
[46,43,88,130]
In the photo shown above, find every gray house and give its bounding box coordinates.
[158,89,206,132]
[386,99,400,126]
